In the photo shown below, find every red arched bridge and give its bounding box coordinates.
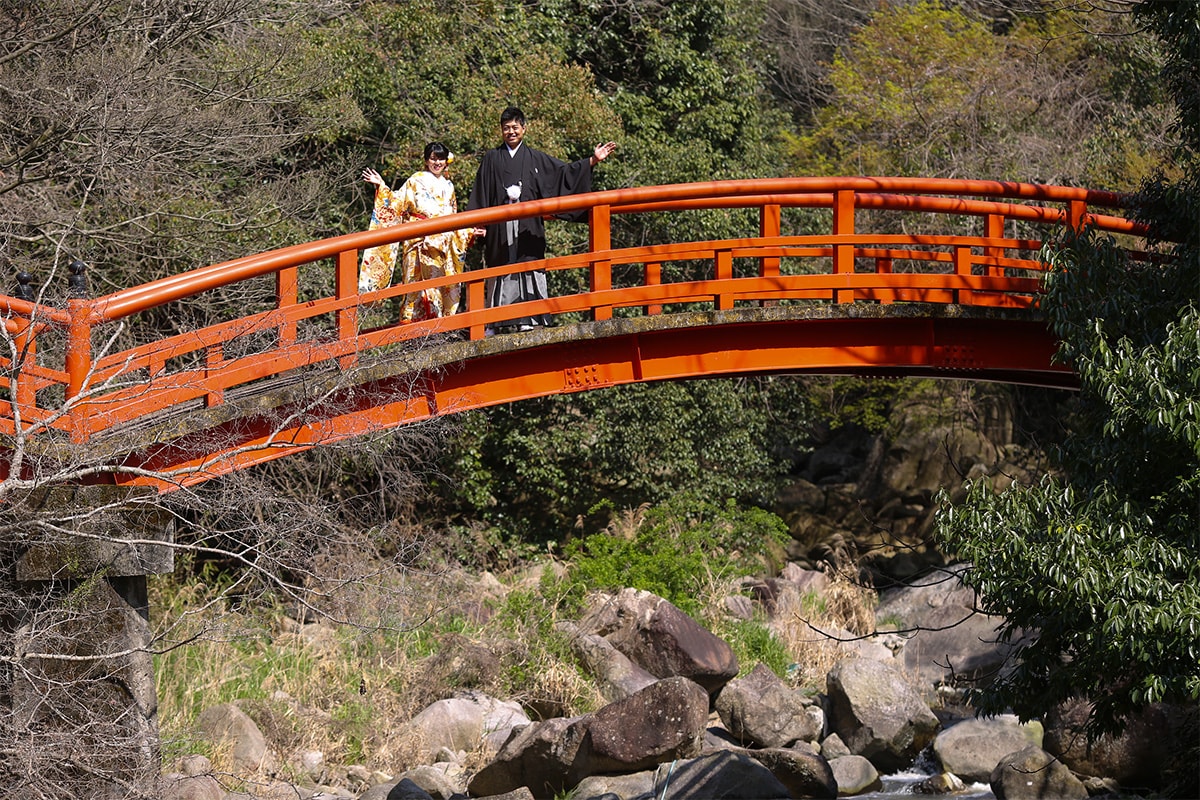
[0,177,1153,492]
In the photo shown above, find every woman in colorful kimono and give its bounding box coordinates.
[359,142,479,321]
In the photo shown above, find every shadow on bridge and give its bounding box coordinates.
[0,177,1157,491]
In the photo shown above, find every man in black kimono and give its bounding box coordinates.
[467,106,617,332]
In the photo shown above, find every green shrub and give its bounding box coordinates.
[565,493,790,615]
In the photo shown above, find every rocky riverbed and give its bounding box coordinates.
[162,563,1189,800]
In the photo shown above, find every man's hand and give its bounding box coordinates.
[590,141,618,166]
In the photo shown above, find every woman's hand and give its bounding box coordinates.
[361,168,386,188]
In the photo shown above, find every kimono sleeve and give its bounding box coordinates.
[543,153,594,223]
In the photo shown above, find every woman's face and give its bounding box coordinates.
[426,154,448,177]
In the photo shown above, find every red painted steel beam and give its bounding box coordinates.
[90,311,1072,491]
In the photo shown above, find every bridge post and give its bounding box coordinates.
[336,249,359,368]
[760,204,781,278]
[589,204,612,322]
[3,484,174,798]
[985,213,1006,277]
[13,270,37,409]
[65,260,93,441]
[833,190,855,303]
[277,259,299,347]
[1068,199,1087,232]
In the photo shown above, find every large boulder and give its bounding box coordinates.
[466,716,583,799]
[406,691,530,760]
[990,745,1087,800]
[715,662,824,747]
[828,755,881,796]
[576,752,798,800]
[1042,696,1172,789]
[875,565,1025,702]
[933,715,1043,784]
[194,703,278,775]
[578,676,709,774]
[466,677,708,798]
[556,620,657,701]
[578,588,739,694]
[160,754,225,800]
[730,745,838,799]
[825,657,940,773]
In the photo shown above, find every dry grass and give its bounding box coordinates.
[151,556,600,779]
[767,565,879,690]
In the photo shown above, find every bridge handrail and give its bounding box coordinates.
[0,176,1153,450]
[7,177,1132,326]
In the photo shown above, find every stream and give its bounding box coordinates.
[858,769,996,799]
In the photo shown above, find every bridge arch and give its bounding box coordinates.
[0,177,1153,491]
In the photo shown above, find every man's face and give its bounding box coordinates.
[502,119,525,148]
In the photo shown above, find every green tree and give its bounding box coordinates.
[935,0,1200,772]
[433,377,815,550]
[0,0,363,299]
[788,1,1173,187]
[426,0,812,547]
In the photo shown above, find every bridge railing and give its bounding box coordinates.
[0,177,1146,445]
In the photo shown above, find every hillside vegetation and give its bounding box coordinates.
[2,0,1196,794]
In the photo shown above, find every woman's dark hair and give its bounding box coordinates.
[424,141,450,161]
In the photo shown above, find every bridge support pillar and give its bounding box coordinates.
[2,485,174,798]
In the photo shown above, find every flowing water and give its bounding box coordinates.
[855,769,996,799]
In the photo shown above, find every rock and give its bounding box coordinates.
[807,622,896,664]
[578,675,709,774]
[825,657,940,773]
[780,562,829,594]
[406,691,530,760]
[933,714,1043,784]
[879,415,998,500]
[179,754,212,777]
[715,662,824,747]
[385,777,435,799]
[578,588,739,695]
[1043,697,1171,789]
[722,594,756,620]
[466,716,582,798]
[874,565,1026,701]
[570,770,656,799]
[469,790,534,800]
[649,751,793,799]
[913,772,965,794]
[821,733,852,760]
[359,785,395,800]
[194,702,279,775]
[828,755,881,796]
[556,620,658,701]
[990,745,1087,800]
[547,753,797,800]
[160,771,224,800]
[467,677,708,798]
[731,745,838,799]
[396,764,463,799]
[295,749,325,782]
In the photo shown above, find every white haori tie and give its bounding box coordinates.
[505,182,522,245]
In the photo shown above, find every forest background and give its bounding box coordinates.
[2,0,1196,792]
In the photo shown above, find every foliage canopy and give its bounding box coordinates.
[937,0,1200,752]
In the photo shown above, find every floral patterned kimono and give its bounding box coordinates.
[358,170,475,321]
